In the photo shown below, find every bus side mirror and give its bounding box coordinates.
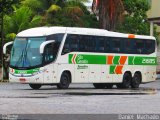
[3,41,13,54]
[39,40,55,54]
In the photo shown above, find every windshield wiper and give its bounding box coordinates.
[22,42,31,67]
[14,50,24,67]
[14,41,29,67]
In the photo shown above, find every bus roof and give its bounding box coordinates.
[17,26,155,40]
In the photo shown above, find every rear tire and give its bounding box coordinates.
[29,84,41,90]
[116,72,131,89]
[93,83,106,89]
[57,72,71,89]
[131,73,141,88]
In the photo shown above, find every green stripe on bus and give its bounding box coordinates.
[14,68,40,74]
[110,65,116,74]
[69,54,74,64]
[69,54,157,65]
[76,54,106,64]
[69,54,106,64]
[128,56,134,65]
[128,56,157,65]
[113,56,120,65]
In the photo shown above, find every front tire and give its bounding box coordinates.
[57,72,71,89]
[131,73,141,88]
[116,72,131,89]
[29,84,42,90]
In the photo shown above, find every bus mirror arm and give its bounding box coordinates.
[3,41,13,54]
[40,40,55,54]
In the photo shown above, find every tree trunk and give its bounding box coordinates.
[93,0,124,31]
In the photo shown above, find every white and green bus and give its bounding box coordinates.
[3,27,157,89]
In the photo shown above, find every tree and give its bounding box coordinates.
[0,0,19,41]
[92,0,124,30]
[21,0,97,27]
[4,6,42,41]
[0,0,20,80]
[117,0,151,35]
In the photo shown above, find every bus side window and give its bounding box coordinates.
[70,35,79,52]
[105,37,110,53]
[87,36,95,52]
[134,40,145,54]
[43,43,55,64]
[47,33,64,48]
[62,35,70,55]
[79,35,86,52]
[111,38,121,53]
[96,37,105,53]
[123,39,133,54]
[145,40,155,54]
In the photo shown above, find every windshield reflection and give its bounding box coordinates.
[10,37,45,69]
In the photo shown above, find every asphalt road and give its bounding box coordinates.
[0,80,160,118]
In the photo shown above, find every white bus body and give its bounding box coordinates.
[3,27,157,89]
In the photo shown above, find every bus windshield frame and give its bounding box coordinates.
[10,37,46,69]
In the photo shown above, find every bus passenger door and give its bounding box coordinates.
[43,43,55,83]
[43,64,54,83]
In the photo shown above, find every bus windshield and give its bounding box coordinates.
[10,37,46,69]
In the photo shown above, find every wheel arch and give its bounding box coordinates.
[124,71,132,77]
[61,70,72,83]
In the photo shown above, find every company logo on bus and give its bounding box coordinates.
[77,55,88,64]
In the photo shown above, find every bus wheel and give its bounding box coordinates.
[131,73,141,88]
[105,84,113,89]
[57,72,70,89]
[116,72,131,89]
[29,84,41,90]
[93,83,106,89]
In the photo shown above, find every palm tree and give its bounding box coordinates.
[4,6,42,40]
[21,0,89,26]
[92,0,124,30]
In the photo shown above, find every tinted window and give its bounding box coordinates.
[62,36,71,55]
[105,38,111,53]
[79,35,87,52]
[134,40,145,54]
[87,36,95,52]
[62,34,155,55]
[70,35,79,52]
[96,37,105,53]
[123,39,134,54]
[145,40,155,54]
[47,33,64,48]
[43,43,56,64]
[110,38,122,53]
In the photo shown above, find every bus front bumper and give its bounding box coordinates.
[9,73,44,84]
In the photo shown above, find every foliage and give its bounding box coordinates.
[4,6,42,40]
[0,0,19,14]
[0,0,20,42]
[3,0,98,40]
[117,0,151,35]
